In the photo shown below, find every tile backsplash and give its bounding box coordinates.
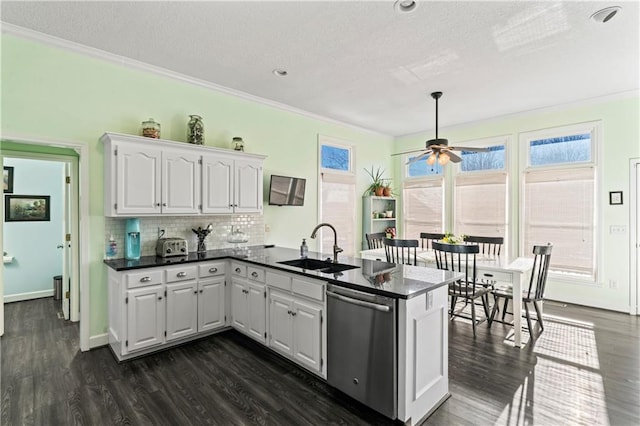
[105,215,264,258]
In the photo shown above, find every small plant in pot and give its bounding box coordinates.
[364,166,386,196]
[382,179,393,197]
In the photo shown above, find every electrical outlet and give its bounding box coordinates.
[609,225,627,235]
[265,224,271,232]
[609,279,618,289]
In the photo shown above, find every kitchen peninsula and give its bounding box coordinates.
[105,246,460,424]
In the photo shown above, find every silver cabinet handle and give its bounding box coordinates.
[140,277,152,283]
[235,267,241,273]
[209,267,218,273]
[158,296,163,301]
[156,203,161,207]
[291,311,297,316]
[287,310,292,315]
[199,289,203,294]
[194,290,198,294]
[177,272,187,278]
[251,271,259,278]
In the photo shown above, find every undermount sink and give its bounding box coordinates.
[277,258,360,274]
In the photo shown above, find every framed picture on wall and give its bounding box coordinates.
[5,195,51,222]
[3,166,13,193]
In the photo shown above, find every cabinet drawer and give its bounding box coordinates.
[126,270,164,289]
[199,262,226,278]
[166,265,197,283]
[231,262,247,277]
[477,269,512,284]
[266,271,292,292]
[292,277,324,301]
[247,266,265,283]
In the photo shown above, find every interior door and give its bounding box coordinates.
[62,162,71,320]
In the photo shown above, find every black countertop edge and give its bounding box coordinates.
[104,245,459,299]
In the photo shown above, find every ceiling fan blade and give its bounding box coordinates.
[449,146,490,152]
[406,151,432,165]
[391,148,426,156]
[445,150,462,163]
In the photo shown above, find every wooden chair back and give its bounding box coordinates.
[432,241,480,297]
[526,244,553,300]
[383,238,419,265]
[419,232,445,250]
[365,232,386,249]
[463,235,504,256]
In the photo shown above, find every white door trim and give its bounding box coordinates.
[630,158,640,315]
[1,134,90,350]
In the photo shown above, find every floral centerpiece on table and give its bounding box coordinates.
[385,227,396,238]
[442,232,466,244]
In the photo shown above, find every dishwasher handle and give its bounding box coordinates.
[327,290,391,312]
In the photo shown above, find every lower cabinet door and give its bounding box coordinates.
[230,279,248,332]
[292,299,322,372]
[198,277,225,332]
[126,286,165,353]
[166,281,198,341]
[247,282,266,343]
[268,291,294,355]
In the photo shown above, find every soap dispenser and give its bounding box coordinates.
[300,238,308,258]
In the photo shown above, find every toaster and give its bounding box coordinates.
[156,238,188,257]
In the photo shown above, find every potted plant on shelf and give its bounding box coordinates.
[364,166,385,196]
[382,179,393,197]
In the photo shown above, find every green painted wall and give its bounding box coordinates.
[393,96,640,312]
[1,34,393,338]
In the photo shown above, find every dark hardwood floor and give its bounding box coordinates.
[1,298,639,425]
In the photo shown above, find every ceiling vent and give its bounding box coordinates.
[590,6,622,23]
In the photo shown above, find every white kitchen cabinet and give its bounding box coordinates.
[166,281,198,342]
[230,263,266,344]
[198,277,226,332]
[108,261,227,361]
[268,289,322,374]
[126,285,165,353]
[202,154,263,214]
[266,270,325,376]
[101,132,265,217]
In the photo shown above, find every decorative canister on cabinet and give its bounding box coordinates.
[187,115,204,144]
[141,118,161,139]
[232,136,244,152]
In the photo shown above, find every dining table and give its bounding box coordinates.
[360,247,535,348]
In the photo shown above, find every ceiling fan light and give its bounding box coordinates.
[426,153,437,165]
[438,152,450,166]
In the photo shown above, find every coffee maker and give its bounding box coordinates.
[125,218,141,260]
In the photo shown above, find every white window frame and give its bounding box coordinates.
[519,121,602,283]
[317,135,356,256]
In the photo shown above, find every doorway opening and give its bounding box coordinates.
[3,155,76,321]
[1,136,89,351]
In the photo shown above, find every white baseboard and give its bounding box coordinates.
[89,333,109,349]
[4,289,54,303]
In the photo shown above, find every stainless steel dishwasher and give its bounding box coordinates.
[327,284,397,419]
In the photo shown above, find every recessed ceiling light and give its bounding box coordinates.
[590,6,622,23]
[272,69,288,77]
[394,0,418,14]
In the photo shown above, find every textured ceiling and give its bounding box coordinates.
[1,1,638,136]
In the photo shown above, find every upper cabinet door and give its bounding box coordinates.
[202,154,234,214]
[162,150,201,214]
[234,159,263,213]
[116,144,162,215]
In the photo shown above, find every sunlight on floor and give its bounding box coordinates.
[496,315,609,425]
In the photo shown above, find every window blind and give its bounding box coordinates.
[320,172,356,257]
[402,178,444,240]
[454,172,507,239]
[523,166,595,277]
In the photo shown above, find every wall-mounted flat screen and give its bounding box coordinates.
[268,175,306,206]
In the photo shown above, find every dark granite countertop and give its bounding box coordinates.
[104,245,460,299]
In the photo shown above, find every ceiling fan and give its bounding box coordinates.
[393,91,489,165]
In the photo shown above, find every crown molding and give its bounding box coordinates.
[1,22,390,139]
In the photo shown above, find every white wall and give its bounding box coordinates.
[3,157,65,301]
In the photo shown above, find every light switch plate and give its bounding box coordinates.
[609,225,627,234]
